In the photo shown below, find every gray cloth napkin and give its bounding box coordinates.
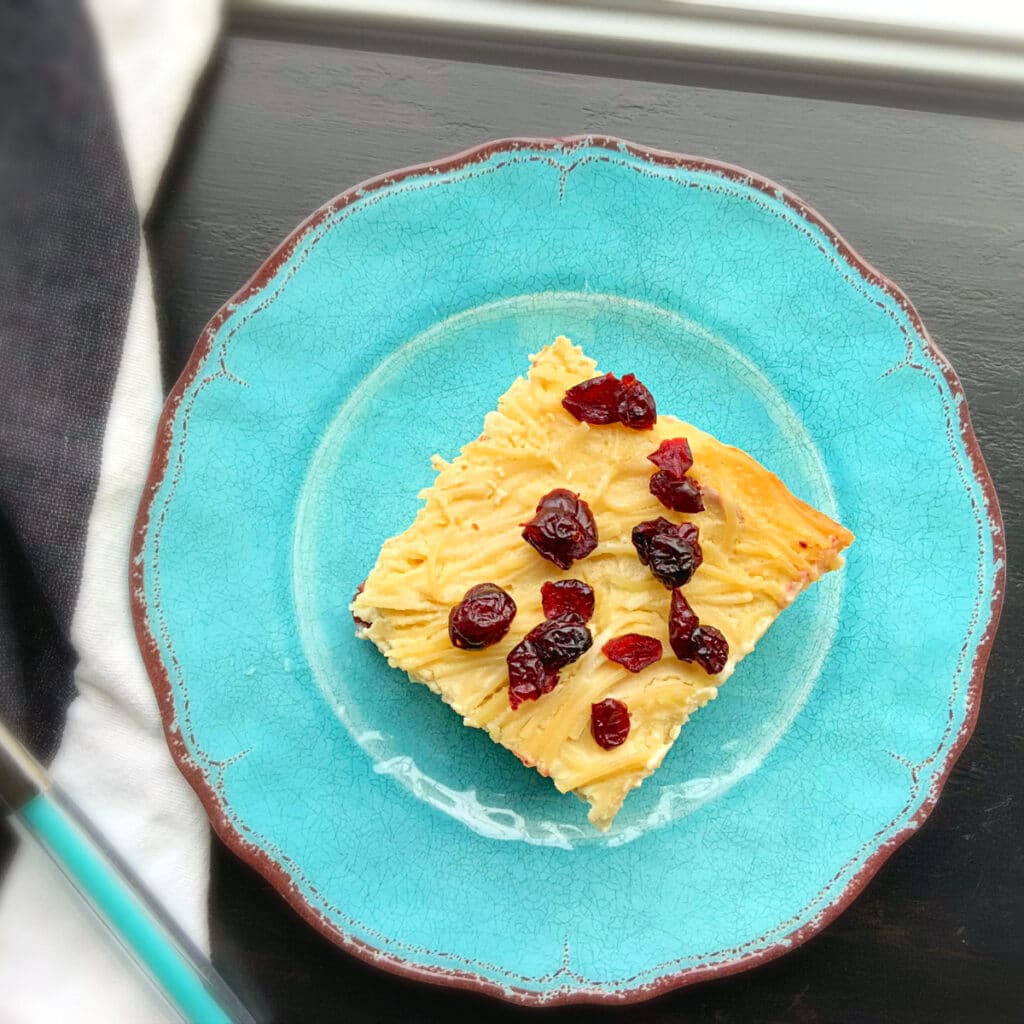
[0,2,220,1020]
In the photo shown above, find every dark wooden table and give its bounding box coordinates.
[150,23,1023,1024]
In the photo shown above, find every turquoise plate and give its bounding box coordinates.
[132,137,1004,1005]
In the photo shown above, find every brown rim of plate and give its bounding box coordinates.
[129,135,1006,1006]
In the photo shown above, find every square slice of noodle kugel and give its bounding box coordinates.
[351,337,853,829]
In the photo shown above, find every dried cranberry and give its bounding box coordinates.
[668,589,700,660]
[631,518,703,588]
[591,698,631,749]
[506,610,593,709]
[526,616,593,669]
[351,580,371,630]
[448,583,517,649]
[602,634,663,673]
[650,471,705,513]
[667,593,728,674]
[523,511,597,570]
[522,489,598,570]
[617,374,657,430]
[648,532,702,588]
[541,579,595,621]
[690,625,729,675]
[507,639,559,709]
[562,373,624,425]
[647,438,693,478]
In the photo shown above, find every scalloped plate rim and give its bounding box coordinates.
[130,135,1005,1006]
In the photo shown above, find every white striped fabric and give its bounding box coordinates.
[0,3,220,1020]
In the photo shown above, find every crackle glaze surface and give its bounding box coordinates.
[131,137,1004,1005]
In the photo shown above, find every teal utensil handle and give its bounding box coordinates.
[16,793,250,1024]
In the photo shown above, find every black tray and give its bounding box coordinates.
[150,14,1024,1022]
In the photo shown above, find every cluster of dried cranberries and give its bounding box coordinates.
[445,576,596,709]
[647,437,704,513]
[668,589,729,675]
[630,438,727,675]
[507,579,594,709]
[440,370,732,755]
[562,373,657,430]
